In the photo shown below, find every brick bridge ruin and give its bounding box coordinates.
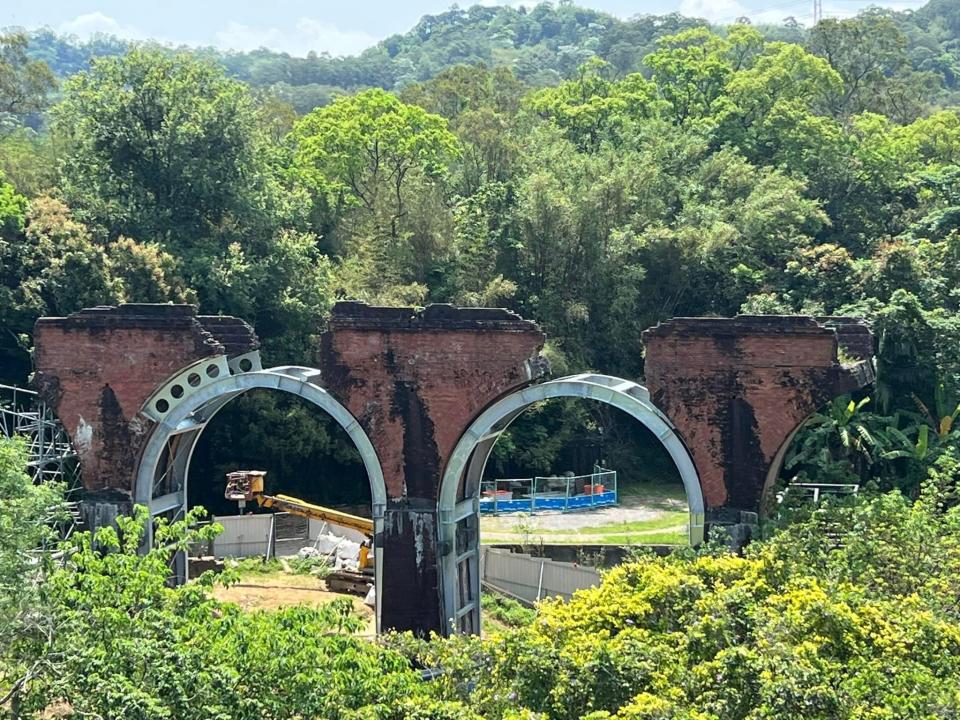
[33,303,874,635]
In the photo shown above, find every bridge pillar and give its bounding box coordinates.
[317,302,546,634]
[642,316,874,540]
[32,305,258,525]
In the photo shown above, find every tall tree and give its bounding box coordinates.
[292,88,458,236]
[53,49,274,247]
[0,437,64,715]
[809,13,937,121]
[291,88,459,298]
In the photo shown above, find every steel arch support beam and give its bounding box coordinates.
[437,374,705,634]
[133,366,388,631]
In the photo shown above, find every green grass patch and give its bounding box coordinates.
[617,481,688,507]
[495,529,687,546]
[227,557,285,574]
[481,592,536,628]
[225,556,331,583]
[287,554,332,577]
[536,511,689,536]
[581,530,688,545]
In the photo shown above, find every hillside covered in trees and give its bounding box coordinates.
[18,0,960,109]
[3,1,960,716]
[4,0,960,501]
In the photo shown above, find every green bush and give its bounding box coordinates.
[287,552,333,577]
[9,508,428,719]
[6,446,960,719]
[397,457,960,719]
[481,593,536,628]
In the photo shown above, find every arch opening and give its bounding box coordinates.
[760,387,876,518]
[133,365,387,632]
[188,389,370,517]
[479,397,691,547]
[437,374,704,635]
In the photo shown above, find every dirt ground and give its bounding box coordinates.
[212,571,376,634]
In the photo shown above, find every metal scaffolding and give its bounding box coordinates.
[1,383,84,541]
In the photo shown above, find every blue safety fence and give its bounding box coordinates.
[479,467,617,515]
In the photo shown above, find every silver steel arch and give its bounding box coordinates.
[133,362,387,631]
[437,373,705,634]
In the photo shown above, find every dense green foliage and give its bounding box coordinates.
[481,593,538,628]
[413,473,960,718]
[0,438,64,715]
[6,4,960,715]
[3,432,960,717]
[0,485,429,718]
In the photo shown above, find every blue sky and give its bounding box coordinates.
[1,1,930,57]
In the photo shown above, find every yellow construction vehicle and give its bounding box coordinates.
[225,470,373,570]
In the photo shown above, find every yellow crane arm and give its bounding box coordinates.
[255,493,373,535]
[224,472,374,569]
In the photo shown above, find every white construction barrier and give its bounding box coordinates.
[211,514,274,557]
[211,512,367,558]
[480,547,601,603]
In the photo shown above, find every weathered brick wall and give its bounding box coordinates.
[33,304,256,497]
[319,302,546,500]
[642,316,874,518]
[318,302,546,633]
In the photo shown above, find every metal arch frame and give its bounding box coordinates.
[133,364,388,632]
[436,373,705,634]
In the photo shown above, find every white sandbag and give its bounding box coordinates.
[312,532,362,567]
[313,534,343,556]
[334,538,361,562]
[338,557,360,572]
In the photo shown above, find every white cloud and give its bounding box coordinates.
[477,0,530,7]
[58,11,145,40]
[751,8,809,25]
[678,0,793,25]
[679,0,929,27]
[678,0,750,24]
[215,18,377,57]
[821,0,927,20]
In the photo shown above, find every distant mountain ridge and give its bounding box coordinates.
[12,0,960,112]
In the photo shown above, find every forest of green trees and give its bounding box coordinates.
[3,1,960,714]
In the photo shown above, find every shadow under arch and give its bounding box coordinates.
[436,373,705,635]
[133,362,387,632]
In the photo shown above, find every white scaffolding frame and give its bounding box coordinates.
[1,383,84,543]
